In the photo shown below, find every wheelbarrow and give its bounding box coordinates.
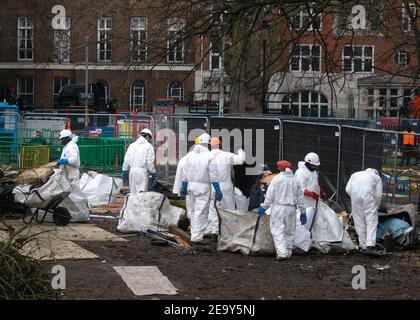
[22,190,71,226]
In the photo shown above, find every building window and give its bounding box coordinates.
[291,44,321,72]
[394,49,411,67]
[290,3,322,31]
[279,90,328,117]
[17,77,34,109]
[130,80,146,109]
[343,45,374,73]
[53,77,71,106]
[168,81,184,101]
[210,40,221,70]
[17,17,34,61]
[366,88,413,117]
[167,19,185,63]
[54,18,71,62]
[402,3,416,32]
[131,17,147,62]
[98,18,112,62]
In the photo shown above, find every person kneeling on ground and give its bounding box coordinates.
[258,160,307,261]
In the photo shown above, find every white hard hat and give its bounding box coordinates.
[59,129,72,139]
[304,152,320,166]
[199,133,211,145]
[140,128,153,137]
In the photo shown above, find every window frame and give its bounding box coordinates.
[290,3,323,32]
[167,19,185,63]
[53,17,71,62]
[130,80,146,109]
[130,17,148,62]
[53,77,71,106]
[280,90,328,117]
[17,17,34,61]
[402,2,416,32]
[17,76,34,108]
[167,81,184,101]
[290,44,321,72]
[342,45,374,73]
[97,17,112,62]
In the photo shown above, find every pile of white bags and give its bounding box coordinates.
[79,172,123,207]
[117,192,186,233]
[217,201,356,256]
[13,168,90,223]
[13,168,72,208]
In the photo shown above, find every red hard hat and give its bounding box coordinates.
[277,160,292,171]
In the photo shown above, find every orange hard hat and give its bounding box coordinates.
[277,160,292,171]
[211,137,221,147]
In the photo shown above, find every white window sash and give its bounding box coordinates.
[17,17,34,61]
[98,18,112,62]
[342,45,374,73]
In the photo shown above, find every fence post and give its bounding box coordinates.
[336,125,341,203]
[392,132,398,204]
[362,130,366,170]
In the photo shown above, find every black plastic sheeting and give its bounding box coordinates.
[282,121,340,203]
[339,126,384,211]
[209,117,281,197]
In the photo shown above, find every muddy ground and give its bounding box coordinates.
[34,218,420,300]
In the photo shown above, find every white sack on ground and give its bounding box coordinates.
[13,169,72,208]
[117,192,185,233]
[234,187,249,211]
[217,207,276,255]
[59,189,90,222]
[293,201,356,253]
[79,172,123,207]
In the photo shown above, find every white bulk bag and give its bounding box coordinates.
[80,172,123,207]
[117,192,185,233]
[13,168,72,208]
[217,207,276,255]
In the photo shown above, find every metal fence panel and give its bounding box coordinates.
[282,121,340,202]
[209,116,281,197]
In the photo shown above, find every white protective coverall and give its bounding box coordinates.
[261,168,306,258]
[172,155,193,220]
[181,144,213,242]
[205,149,246,235]
[60,136,81,191]
[345,168,383,249]
[122,136,156,194]
[295,161,320,208]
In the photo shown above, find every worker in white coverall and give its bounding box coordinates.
[204,137,246,239]
[58,129,81,191]
[258,160,307,260]
[294,152,327,225]
[122,128,157,194]
[180,133,219,243]
[173,135,200,220]
[345,168,383,256]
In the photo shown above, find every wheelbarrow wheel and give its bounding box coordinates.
[53,207,71,226]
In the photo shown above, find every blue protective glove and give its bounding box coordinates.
[258,206,266,217]
[212,182,223,201]
[122,171,129,181]
[180,181,188,197]
[57,158,69,165]
[149,172,158,190]
[300,212,307,225]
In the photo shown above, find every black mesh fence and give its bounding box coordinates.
[282,121,340,203]
[339,127,384,211]
[209,117,281,197]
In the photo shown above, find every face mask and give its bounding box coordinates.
[305,162,317,172]
[61,137,71,145]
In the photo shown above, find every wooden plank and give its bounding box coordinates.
[169,226,192,246]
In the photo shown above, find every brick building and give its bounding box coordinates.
[267,1,419,118]
[0,1,197,112]
[0,1,418,118]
